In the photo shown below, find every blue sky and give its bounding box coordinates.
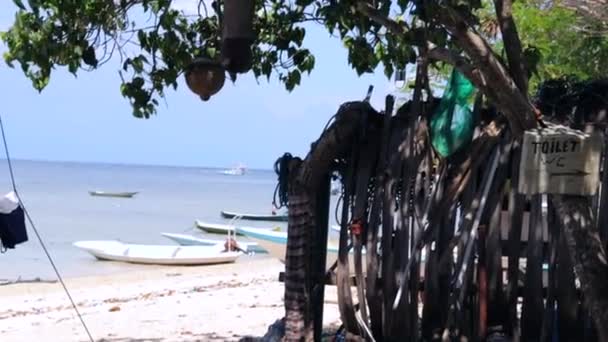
[0,2,393,170]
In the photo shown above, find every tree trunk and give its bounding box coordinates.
[551,195,608,341]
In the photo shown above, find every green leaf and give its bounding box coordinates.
[132,56,145,73]
[132,77,145,88]
[82,46,97,67]
[383,63,394,80]
[13,0,26,10]
[262,61,272,79]
[286,70,301,91]
[73,45,83,57]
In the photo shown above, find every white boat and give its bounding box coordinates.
[236,226,368,271]
[195,220,283,235]
[160,232,266,254]
[195,220,245,235]
[220,210,289,222]
[73,240,240,266]
[219,163,246,176]
[236,226,430,272]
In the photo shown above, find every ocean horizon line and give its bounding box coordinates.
[0,157,274,172]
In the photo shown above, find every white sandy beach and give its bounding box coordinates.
[0,258,342,342]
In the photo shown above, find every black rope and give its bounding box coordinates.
[335,189,344,226]
[272,153,293,209]
[0,115,95,342]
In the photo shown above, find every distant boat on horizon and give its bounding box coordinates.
[219,163,247,176]
[89,191,138,198]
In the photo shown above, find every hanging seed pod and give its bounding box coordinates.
[184,57,226,101]
[221,0,255,74]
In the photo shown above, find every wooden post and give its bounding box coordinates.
[596,133,608,249]
[477,224,488,340]
[506,143,524,338]
[551,195,608,341]
[555,205,580,341]
[520,195,544,340]
[311,174,331,342]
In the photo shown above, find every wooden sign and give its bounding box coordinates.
[518,124,603,196]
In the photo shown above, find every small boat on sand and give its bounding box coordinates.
[220,210,288,222]
[89,191,138,198]
[160,232,266,254]
[73,240,240,266]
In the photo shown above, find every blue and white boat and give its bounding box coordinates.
[161,232,266,254]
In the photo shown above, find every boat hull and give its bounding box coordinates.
[73,240,240,266]
[161,232,266,254]
[195,220,244,235]
[236,227,367,272]
[89,191,138,198]
[220,210,288,222]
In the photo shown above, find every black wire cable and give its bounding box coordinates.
[0,114,94,342]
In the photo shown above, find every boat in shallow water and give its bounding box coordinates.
[236,226,369,271]
[89,191,138,198]
[220,210,288,222]
[195,220,245,235]
[73,240,240,266]
[160,232,266,254]
[195,220,282,236]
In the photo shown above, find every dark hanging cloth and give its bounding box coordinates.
[0,191,27,251]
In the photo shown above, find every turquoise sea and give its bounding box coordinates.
[0,160,326,280]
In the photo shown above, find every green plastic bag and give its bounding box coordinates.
[430,69,477,158]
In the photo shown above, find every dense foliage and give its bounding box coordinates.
[513,2,608,90]
[1,0,606,118]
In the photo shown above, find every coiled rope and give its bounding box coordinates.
[272,153,293,209]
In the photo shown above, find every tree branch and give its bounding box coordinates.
[494,0,528,93]
[432,3,537,135]
[425,43,505,112]
[356,1,536,136]
[356,2,482,91]
[355,2,410,34]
